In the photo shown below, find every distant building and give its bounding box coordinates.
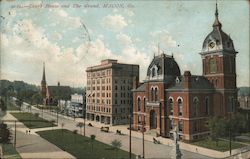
[69,93,86,118]
[41,63,71,106]
[86,59,139,125]
[132,3,238,141]
[238,96,250,110]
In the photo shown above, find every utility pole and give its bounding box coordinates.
[129,114,132,159]
[14,120,16,148]
[229,112,232,155]
[142,120,145,158]
[57,107,59,125]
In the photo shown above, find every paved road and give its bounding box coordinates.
[28,106,212,159]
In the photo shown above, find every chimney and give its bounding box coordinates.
[183,71,191,88]
[133,76,139,89]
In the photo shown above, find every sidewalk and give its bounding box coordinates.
[2,112,75,159]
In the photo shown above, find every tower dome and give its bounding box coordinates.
[201,3,236,54]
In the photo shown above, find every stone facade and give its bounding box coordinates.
[86,59,139,125]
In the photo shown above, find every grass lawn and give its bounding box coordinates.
[10,112,56,129]
[37,129,136,159]
[2,144,22,159]
[191,138,245,152]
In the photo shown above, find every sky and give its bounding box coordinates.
[0,0,249,87]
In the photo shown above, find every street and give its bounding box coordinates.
[26,106,212,159]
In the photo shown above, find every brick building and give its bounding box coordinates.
[132,4,238,141]
[86,59,139,125]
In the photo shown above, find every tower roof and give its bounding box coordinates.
[41,62,46,85]
[146,53,180,81]
[201,2,236,54]
[212,2,222,29]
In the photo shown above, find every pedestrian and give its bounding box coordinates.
[26,130,28,134]
[29,130,30,134]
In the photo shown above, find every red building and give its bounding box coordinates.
[132,4,238,141]
[41,63,71,106]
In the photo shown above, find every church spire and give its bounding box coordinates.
[213,1,222,29]
[41,62,46,85]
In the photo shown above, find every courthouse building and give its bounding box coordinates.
[132,4,238,141]
[86,59,139,125]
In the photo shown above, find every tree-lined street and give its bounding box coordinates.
[15,105,212,159]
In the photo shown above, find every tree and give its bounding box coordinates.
[208,116,226,146]
[228,113,247,140]
[31,93,42,105]
[0,123,11,144]
[90,134,96,152]
[0,98,6,111]
[111,139,122,159]
[73,130,78,143]
[76,122,84,135]
[34,113,39,118]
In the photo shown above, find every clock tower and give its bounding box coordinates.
[199,3,238,113]
[200,3,238,89]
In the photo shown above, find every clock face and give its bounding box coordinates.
[209,42,215,48]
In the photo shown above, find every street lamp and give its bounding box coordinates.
[141,120,146,158]
[129,114,132,159]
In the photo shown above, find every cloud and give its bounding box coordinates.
[118,46,151,81]
[116,33,132,46]
[150,30,177,48]
[101,14,128,32]
[125,9,134,17]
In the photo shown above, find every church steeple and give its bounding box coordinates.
[213,2,222,29]
[41,62,46,85]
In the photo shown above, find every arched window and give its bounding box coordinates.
[152,67,156,77]
[209,58,217,73]
[178,98,183,116]
[155,88,158,101]
[205,97,209,115]
[169,98,173,115]
[143,98,146,112]
[138,98,141,111]
[228,97,234,112]
[193,97,199,116]
[151,88,154,101]
[170,119,173,130]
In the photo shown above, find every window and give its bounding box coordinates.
[228,97,235,112]
[209,58,217,73]
[143,98,146,112]
[137,98,141,111]
[170,119,173,130]
[179,120,183,132]
[169,98,173,115]
[152,67,156,77]
[138,115,142,124]
[194,121,198,132]
[178,98,183,116]
[193,97,199,116]
[151,88,154,101]
[155,88,158,101]
[205,97,209,115]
